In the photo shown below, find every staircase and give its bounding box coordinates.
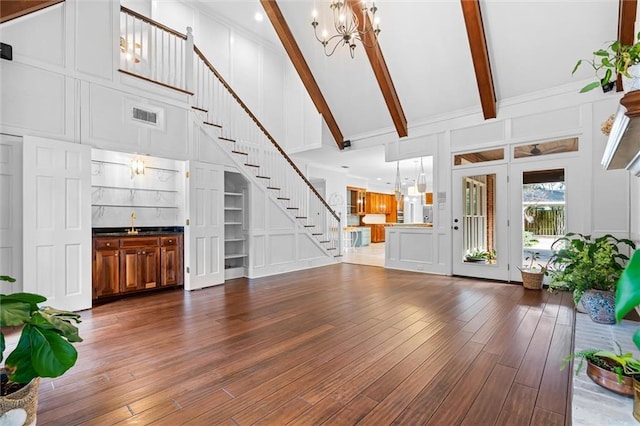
[119,7,342,258]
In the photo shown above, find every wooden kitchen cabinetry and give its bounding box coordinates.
[370,225,386,243]
[93,233,183,300]
[348,186,367,215]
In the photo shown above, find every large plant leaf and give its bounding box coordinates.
[0,299,32,326]
[4,325,39,383]
[33,310,83,342]
[29,325,78,378]
[0,333,4,363]
[616,250,640,322]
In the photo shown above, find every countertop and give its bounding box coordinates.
[93,226,184,237]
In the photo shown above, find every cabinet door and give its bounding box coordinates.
[161,245,180,286]
[94,248,120,298]
[139,247,159,290]
[121,248,141,292]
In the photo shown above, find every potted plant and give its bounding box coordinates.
[464,249,496,264]
[615,249,640,421]
[518,250,546,290]
[573,33,640,93]
[1,275,82,425]
[547,233,635,324]
[562,343,640,397]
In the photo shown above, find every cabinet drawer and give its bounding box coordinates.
[120,237,159,248]
[94,238,120,249]
[161,236,179,246]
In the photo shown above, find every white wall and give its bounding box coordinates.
[0,0,336,296]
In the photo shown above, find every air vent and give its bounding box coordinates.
[132,107,157,125]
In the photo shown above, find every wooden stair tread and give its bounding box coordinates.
[244,163,259,168]
[219,136,236,142]
[231,150,248,155]
[204,121,222,128]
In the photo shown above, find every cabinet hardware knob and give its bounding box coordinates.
[106,243,110,246]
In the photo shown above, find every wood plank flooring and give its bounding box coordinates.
[29,263,575,425]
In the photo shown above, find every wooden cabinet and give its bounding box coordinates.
[369,225,386,243]
[348,187,366,215]
[160,236,182,286]
[93,233,183,300]
[93,238,120,298]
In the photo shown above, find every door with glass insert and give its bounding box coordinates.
[452,164,509,281]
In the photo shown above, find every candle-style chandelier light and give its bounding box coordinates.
[311,1,381,58]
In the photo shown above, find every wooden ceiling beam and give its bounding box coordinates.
[1,0,64,23]
[260,0,345,150]
[347,0,408,138]
[460,0,497,120]
[617,0,638,91]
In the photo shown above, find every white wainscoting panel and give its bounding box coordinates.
[87,84,141,150]
[450,121,506,150]
[0,62,66,135]
[252,235,266,268]
[511,106,581,139]
[0,3,65,67]
[268,199,296,231]
[269,233,295,265]
[75,0,113,80]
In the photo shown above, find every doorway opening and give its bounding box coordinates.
[521,168,566,269]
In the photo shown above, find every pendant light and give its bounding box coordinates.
[417,157,427,193]
[394,161,402,201]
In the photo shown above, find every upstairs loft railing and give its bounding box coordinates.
[119,6,341,255]
[120,6,191,94]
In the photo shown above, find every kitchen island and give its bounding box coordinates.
[385,223,446,274]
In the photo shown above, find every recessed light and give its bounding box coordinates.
[376,177,381,181]
[254,12,264,22]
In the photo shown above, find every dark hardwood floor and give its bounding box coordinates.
[32,263,574,425]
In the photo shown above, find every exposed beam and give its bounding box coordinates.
[617,0,638,91]
[347,0,408,138]
[460,0,497,120]
[0,0,64,23]
[260,0,345,150]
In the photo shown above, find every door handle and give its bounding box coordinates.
[453,226,459,230]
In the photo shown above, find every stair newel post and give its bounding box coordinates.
[185,27,194,94]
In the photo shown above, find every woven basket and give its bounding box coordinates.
[520,268,545,290]
[0,374,40,426]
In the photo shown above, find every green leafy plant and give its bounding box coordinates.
[615,250,640,350]
[523,250,544,271]
[1,275,82,394]
[523,231,539,248]
[562,343,640,384]
[546,233,635,304]
[573,34,640,92]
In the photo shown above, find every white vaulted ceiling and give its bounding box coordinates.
[191,0,620,186]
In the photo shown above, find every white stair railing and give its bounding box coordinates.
[118,7,341,257]
[193,47,342,256]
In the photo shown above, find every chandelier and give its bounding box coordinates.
[311,1,381,58]
[417,157,427,193]
[394,161,402,201]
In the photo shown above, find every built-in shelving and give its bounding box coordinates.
[224,171,248,280]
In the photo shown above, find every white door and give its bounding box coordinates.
[452,164,509,281]
[508,156,582,282]
[23,136,92,311]
[185,161,224,290]
[0,135,22,292]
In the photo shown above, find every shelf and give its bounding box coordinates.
[224,192,242,196]
[92,185,178,193]
[224,253,247,259]
[224,207,243,211]
[224,222,243,225]
[92,204,179,208]
[225,238,245,242]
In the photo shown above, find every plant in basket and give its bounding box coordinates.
[1,275,82,426]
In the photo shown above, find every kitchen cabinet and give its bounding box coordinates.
[92,233,183,300]
[348,187,366,215]
[93,238,120,298]
[370,224,386,243]
[120,237,159,292]
[160,236,182,286]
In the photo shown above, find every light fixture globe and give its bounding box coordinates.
[394,161,402,201]
[417,157,427,193]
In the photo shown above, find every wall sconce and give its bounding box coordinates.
[120,37,141,63]
[131,158,145,178]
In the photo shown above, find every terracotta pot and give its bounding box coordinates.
[0,371,40,426]
[586,359,633,397]
[580,289,616,324]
